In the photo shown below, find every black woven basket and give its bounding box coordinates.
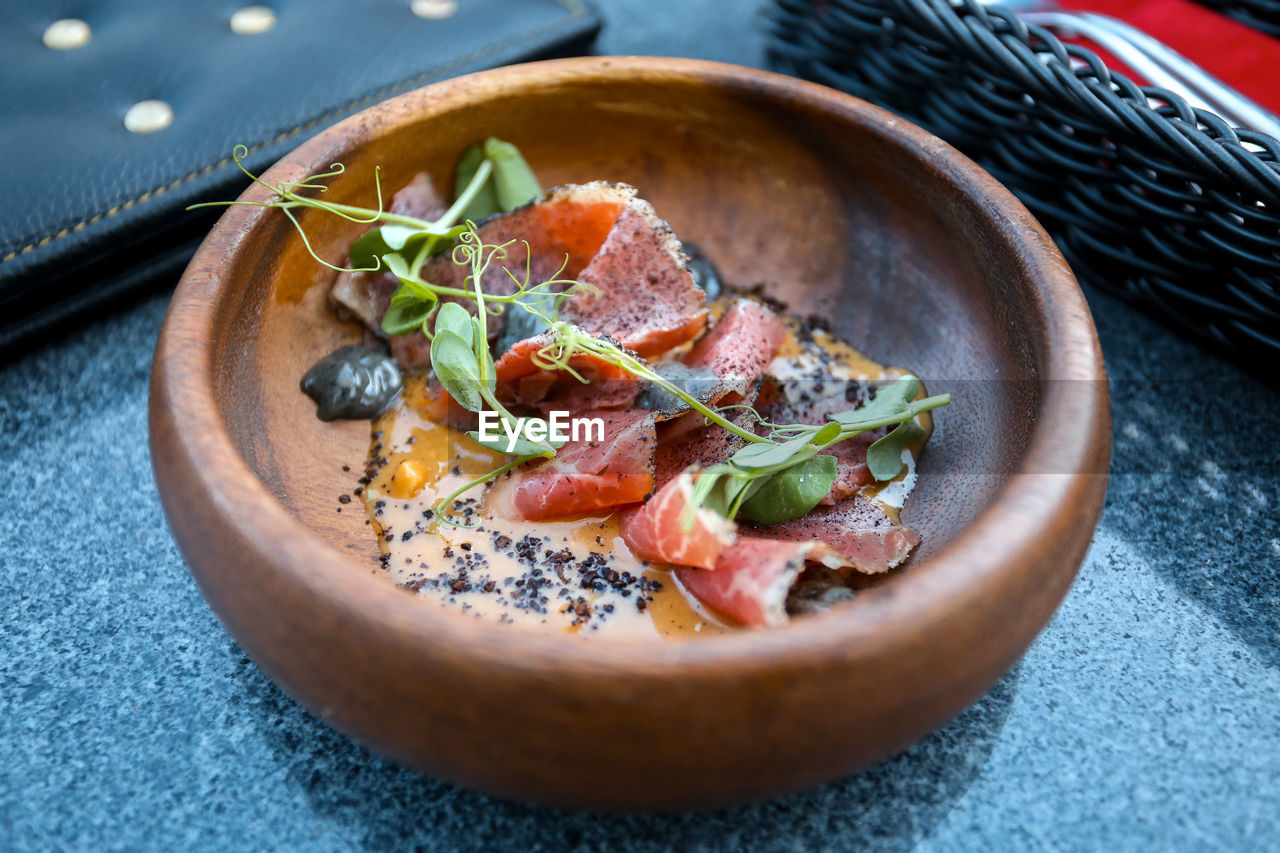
[766,0,1280,377]
[1195,0,1280,39]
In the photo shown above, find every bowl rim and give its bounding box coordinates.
[152,56,1109,674]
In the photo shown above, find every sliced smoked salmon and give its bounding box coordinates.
[756,495,920,574]
[563,196,709,356]
[620,472,736,571]
[683,299,786,401]
[492,331,642,415]
[675,536,848,627]
[511,410,657,520]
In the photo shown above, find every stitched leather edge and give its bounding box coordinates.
[1,0,588,266]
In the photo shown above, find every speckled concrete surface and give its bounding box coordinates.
[3,2,1279,850]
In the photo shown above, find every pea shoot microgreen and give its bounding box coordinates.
[683,375,949,526]
[195,141,951,533]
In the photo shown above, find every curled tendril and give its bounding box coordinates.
[450,229,513,292]
[189,147,447,275]
[279,208,350,274]
[529,328,591,382]
[228,145,384,224]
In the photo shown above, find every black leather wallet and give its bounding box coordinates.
[0,0,599,355]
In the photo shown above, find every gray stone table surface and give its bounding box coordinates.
[3,1,1278,850]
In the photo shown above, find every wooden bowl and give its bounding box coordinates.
[150,57,1109,810]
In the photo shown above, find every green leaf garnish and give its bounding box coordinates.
[701,474,751,518]
[430,329,484,413]
[467,424,562,457]
[380,251,423,287]
[738,454,838,524]
[450,138,540,224]
[825,377,947,435]
[349,223,463,270]
[483,137,542,211]
[380,282,438,336]
[434,301,475,341]
[454,144,502,222]
[675,376,949,526]
[729,431,818,470]
[467,432,558,457]
[866,417,926,481]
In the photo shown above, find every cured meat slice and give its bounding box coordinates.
[632,362,720,419]
[421,181,629,298]
[653,407,755,489]
[562,195,709,356]
[484,184,713,405]
[755,495,920,574]
[651,362,768,490]
[683,300,786,401]
[818,439,875,506]
[388,172,449,222]
[336,179,710,376]
[675,536,848,628]
[492,331,641,415]
[619,472,735,571]
[389,331,433,372]
[649,305,785,488]
[381,188,604,370]
[330,269,396,334]
[329,174,449,334]
[511,410,657,520]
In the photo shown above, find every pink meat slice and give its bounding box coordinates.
[386,180,707,383]
[818,440,875,506]
[389,172,449,221]
[652,406,757,489]
[676,536,848,628]
[683,300,786,402]
[387,183,611,370]
[420,181,628,299]
[755,495,920,574]
[492,331,642,416]
[562,194,709,357]
[511,410,657,521]
[620,472,736,571]
[649,301,789,489]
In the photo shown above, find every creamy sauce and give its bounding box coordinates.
[362,382,733,639]
[358,312,930,637]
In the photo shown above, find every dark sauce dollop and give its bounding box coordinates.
[300,345,403,421]
[682,241,723,302]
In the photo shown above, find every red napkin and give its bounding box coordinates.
[1053,0,1280,115]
